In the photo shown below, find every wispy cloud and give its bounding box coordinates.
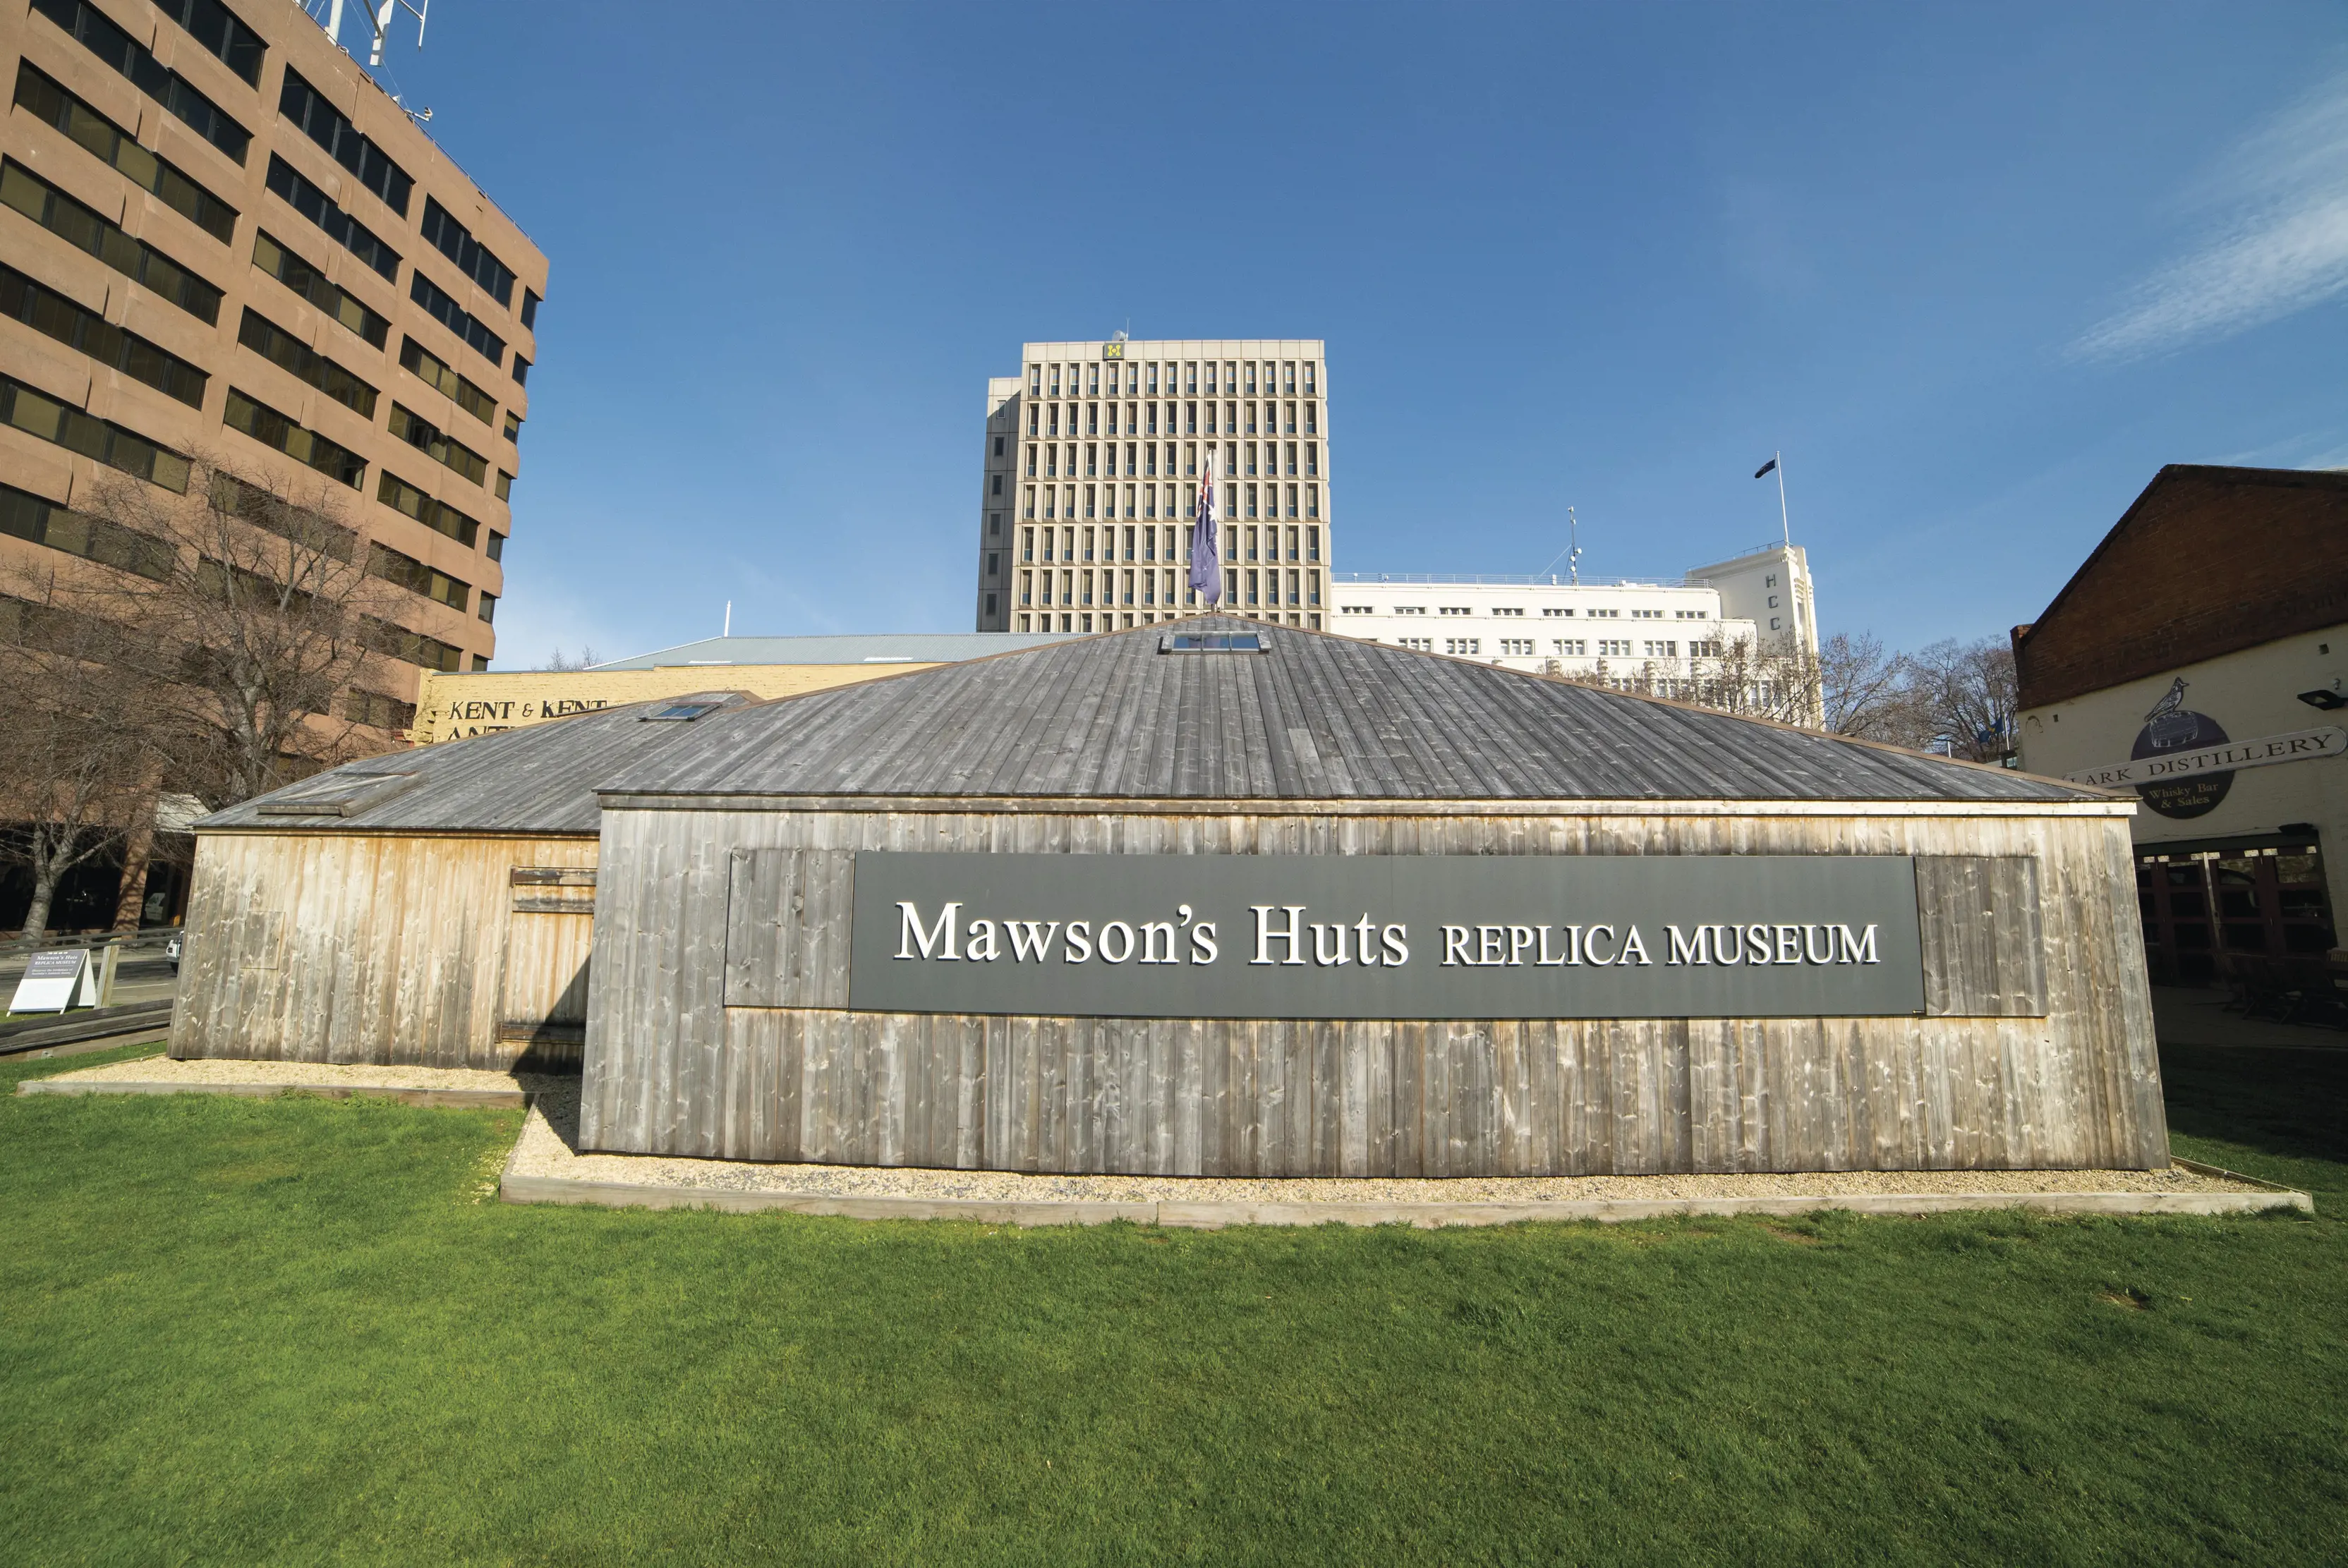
[489,584,638,671]
[2074,72,2348,362]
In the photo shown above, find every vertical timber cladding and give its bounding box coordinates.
[170,832,600,1069]
[838,853,1930,1019]
[587,804,2162,1176]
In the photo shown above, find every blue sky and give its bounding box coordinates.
[341,2,2348,667]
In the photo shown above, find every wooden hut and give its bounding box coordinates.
[172,693,752,1069]
[578,619,2165,1176]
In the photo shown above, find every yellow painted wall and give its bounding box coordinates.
[412,664,943,743]
[2015,624,2348,935]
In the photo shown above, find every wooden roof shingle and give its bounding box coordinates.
[202,620,2106,834]
[593,617,2099,806]
[196,693,755,834]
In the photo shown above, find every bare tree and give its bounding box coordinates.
[1552,635,1825,727]
[1818,630,1932,745]
[1904,636,2021,763]
[68,458,409,809]
[1,458,419,933]
[0,566,164,937]
[1584,638,1824,725]
[1544,621,2021,763]
[544,645,600,671]
[1701,635,1824,727]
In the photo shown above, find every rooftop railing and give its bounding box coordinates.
[1329,572,1696,589]
[1699,540,1798,568]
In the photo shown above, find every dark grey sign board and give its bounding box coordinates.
[845,853,1927,1021]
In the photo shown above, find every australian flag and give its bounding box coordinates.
[1188,446,1222,604]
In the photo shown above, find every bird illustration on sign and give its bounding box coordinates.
[2130,679,2233,818]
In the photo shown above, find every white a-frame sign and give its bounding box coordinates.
[8,949,99,1014]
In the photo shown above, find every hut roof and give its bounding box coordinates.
[593,617,2102,805]
[196,692,758,835]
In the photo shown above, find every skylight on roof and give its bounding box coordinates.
[253,771,421,818]
[643,700,726,722]
[1161,632,1267,655]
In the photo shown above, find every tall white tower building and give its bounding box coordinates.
[974,339,1332,632]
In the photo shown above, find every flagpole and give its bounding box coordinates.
[1774,451,1790,547]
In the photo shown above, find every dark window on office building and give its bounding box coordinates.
[238,308,377,416]
[389,403,489,485]
[29,0,250,161]
[250,231,387,348]
[13,64,239,244]
[265,155,400,280]
[1,161,222,323]
[159,0,266,85]
[277,68,413,215]
[398,336,497,425]
[419,197,516,309]
[1,481,174,578]
[341,687,417,731]
[2,263,208,408]
[368,541,471,611]
[362,616,462,672]
[1,376,190,491]
[377,470,480,548]
[223,388,366,487]
[409,273,506,368]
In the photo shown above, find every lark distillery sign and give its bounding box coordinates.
[846,853,1927,1021]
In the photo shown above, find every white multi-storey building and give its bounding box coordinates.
[974,338,1332,632]
[1329,542,1818,693]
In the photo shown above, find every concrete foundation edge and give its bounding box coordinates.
[495,1172,2312,1227]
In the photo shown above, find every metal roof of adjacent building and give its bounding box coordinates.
[591,631,1075,670]
[598,616,2099,806]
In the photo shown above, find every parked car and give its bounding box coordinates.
[165,934,182,973]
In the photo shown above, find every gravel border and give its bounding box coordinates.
[18,1055,555,1108]
[44,1057,542,1092]
[506,1079,2305,1223]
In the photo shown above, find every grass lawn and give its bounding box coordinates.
[2,1041,2343,1567]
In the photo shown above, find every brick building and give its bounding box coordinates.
[2012,465,2347,985]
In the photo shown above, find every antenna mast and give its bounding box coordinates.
[308,0,431,68]
[1773,451,1791,547]
[1537,506,1583,584]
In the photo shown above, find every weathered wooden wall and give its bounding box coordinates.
[171,832,598,1069]
[579,801,2167,1174]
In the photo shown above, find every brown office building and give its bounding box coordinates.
[1,0,546,730]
